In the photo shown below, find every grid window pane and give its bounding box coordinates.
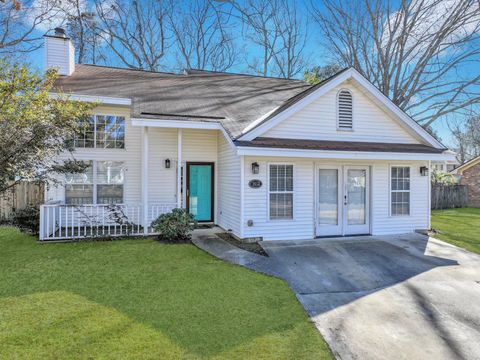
[65,185,94,205]
[270,193,293,220]
[97,161,125,204]
[96,115,125,149]
[73,117,95,148]
[65,161,94,204]
[64,161,125,205]
[391,166,410,216]
[269,165,293,220]
[73,115,125,149]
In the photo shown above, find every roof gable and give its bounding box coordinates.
[455,155,480,174]
[238,68,445,149]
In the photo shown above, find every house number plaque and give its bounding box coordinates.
[248,179,262,188]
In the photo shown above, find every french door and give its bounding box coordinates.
[316,165,370,237]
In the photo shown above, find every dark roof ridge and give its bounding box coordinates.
[76,63,182,76]
[184,68,307,81]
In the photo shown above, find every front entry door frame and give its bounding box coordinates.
[186,162,215,222]
[315,164,371,237]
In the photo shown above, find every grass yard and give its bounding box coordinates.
[0,227,331,360]
[431,208,480,255]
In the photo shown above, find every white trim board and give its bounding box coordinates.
[132,118,222,129]
[49,92,132,106]
[238,68,445,150]
[236,146,456,161]
[131,117,236,149]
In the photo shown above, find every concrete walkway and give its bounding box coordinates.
[191,227,283,277]
[192,230,480,360]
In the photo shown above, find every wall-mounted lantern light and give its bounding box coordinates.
[420,166,428,176]
[251,162,259,174]
[165,159,171,169]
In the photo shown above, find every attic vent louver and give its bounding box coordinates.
[338,89,353,129]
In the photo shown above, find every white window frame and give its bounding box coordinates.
[389,165,411,217]
[65,160,125,205]
[267,163,295,221]
[74,114,126,149]
[336,88,354,131]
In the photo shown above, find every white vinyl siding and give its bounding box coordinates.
[264,83,420,144]
[243,157,314,241]
[217,133,241,236]
[337,89,353,130]
[371,161,429,234]
[241,158,429,240]
[147,128,218,207]
[44,36,75,76]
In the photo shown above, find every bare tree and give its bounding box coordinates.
[94,0,169,71]
[312,0,480,127]
[449,115,480,162]
[167,0,236,72]
[271,0,309,79]
[0,0,63,56]
[58,1,106,64]
[214,0,308,78]
[214,0,281,76]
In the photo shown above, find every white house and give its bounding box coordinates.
[39,29,455,241]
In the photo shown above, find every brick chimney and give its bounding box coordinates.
[44,28,75,76]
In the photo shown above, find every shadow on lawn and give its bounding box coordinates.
[0,228,328,359]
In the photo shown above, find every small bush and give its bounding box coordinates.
[151,208,196,243]
[12,205,40,234]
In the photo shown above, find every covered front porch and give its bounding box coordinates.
[39,120,225,240]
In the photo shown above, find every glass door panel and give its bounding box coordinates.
[347,169,366,225]
[316,166,342,236]
[319,169,338,225]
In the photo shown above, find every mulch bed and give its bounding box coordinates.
[216,232,268,257]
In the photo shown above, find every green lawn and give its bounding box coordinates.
[431,208,480,255]
[0,227,331,360]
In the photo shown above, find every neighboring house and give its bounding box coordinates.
[452,156,480,207]
[432,159,459,173]
[40,29,455,241]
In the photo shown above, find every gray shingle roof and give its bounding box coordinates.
[53,64,312,138]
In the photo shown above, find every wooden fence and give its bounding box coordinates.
[0,182,44,220]
[431,184,468,210]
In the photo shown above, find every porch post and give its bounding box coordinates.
[142,126,149,234]
[177,129,183,208]
[428,160,432,230]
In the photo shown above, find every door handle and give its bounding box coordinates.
[344,195,347,205]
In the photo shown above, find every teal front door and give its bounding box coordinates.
[187,163,214,222]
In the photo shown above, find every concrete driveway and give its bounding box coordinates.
[261,234,480,360]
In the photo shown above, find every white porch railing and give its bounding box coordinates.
[39,203,177,241]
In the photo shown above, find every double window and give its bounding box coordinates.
[391,166,410,216]
[269,164,293,220]
[73,115,125,149]
[65,161,125,205]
